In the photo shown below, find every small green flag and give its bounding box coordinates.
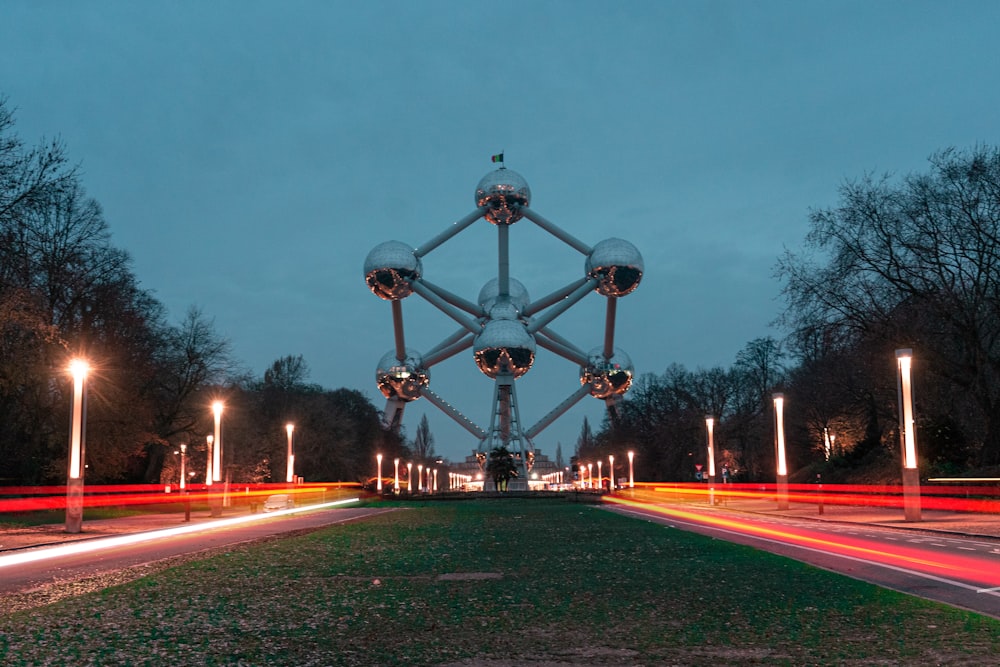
[491,152,504,163]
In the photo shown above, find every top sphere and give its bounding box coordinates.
[475,168,531,225]
[586,238,644,297]
[364,241,422,300]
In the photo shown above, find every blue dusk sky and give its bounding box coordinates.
[2,1,998,462]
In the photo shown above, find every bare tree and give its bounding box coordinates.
[777,146,1000,466]
[412,413,435,462]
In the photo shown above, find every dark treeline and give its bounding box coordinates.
[582,147,1000,483]
[0,98,404,486]
[4,95,1000,487]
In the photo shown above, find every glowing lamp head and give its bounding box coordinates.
[364,241,422,300]
[475,168,531,225]
[286,423,294,436]
[212,401,224,418]
[69,359,90,380]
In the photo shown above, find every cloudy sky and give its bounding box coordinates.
[2,1,997,463]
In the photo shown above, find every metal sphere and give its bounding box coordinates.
[375,349,429,401]
[475,168,531,225]
[580,347,634,399]
[364,241,422,300]
[477,277,530,315]
[473,319,536,379]
[586,238,644,297]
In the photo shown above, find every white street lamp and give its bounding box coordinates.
[394,458,400,494]
[418,464,424,493]
[896,349,922,521]
[627,450,634,488]
[597,460,603,492]
[205,435,214,487]
[773,394,789,510]
[179,443,188,490]
[285,423,295,484]
[407,462,413,494]
[706,416,716,505]
[608,455,615,492]
[211,401,224,517]
[65,358,89,534]
[377,454,383,492]
[212,402,224,483]
[587,463,593,489]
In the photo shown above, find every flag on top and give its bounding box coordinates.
[491,152,504,164]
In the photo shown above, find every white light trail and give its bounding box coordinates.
[0,497,360,570]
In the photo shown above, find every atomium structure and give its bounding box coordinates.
[364,164,643,488]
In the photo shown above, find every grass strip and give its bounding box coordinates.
[1,498,998,665]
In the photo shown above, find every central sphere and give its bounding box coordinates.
[475,168,531,225]
[473,319,536,379]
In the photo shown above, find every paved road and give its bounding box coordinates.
[605,492,1000,619]
[0,503,395,596]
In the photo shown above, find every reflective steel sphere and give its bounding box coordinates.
[478,277,529,315]
[586,238,644,297]
[473,319,536,379]
[375,349,429,401]
[475,168,531,225]
[580,347,634,399]
[364,241,422,300]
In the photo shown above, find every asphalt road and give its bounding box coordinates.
[0,505,395,596]
[606,499,1000,619]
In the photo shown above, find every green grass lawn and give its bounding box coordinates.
[2,498,998,665]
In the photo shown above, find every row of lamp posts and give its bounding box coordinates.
[62,348,922,533]
[702,348,922,521]
[376,455,443,493]
[63,358,300,533]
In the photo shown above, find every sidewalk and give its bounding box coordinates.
[711,496,1000,539]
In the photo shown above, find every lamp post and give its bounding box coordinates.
[627,450,634,488]
[179,443,187,490]
[608,454,615,492]
[773,394,789,510]
[587,463,593,489]
[394,458,400,494]
[896,349,922,521]
[210,401,224,516]
[418,464,424,493]
[285,423,295,485]
[705,416,717,506]
[377,454,383,492]
[65,359,89,534]
[212,402,224,482]
[179,443,191,522]
[433,468,438,492]
[407,462,413,494]
[597,460,603,491]
[205,435,214,487]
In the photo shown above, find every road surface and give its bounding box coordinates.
[605,494,1000,619]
